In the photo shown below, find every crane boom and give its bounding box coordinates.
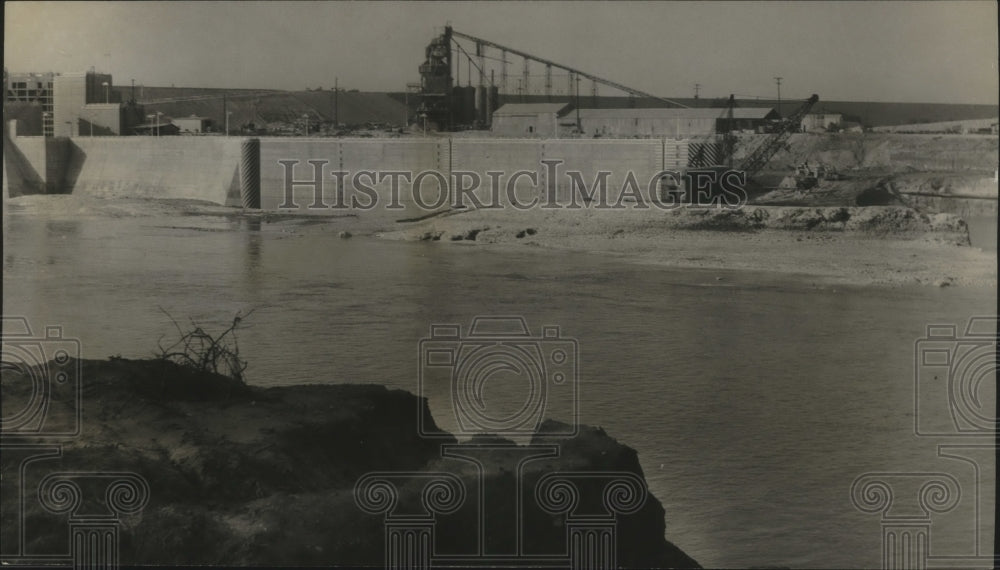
[738,94,818,178]
[449,28,689,108]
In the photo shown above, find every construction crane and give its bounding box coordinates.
[737,94,819,180]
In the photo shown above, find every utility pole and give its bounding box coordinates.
[575,75,581,134]
[774,76,783,118]
[726,94,735,169]
[694,83,700,100]
[334,77,338,128]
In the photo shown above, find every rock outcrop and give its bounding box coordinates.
[1,358,700,568]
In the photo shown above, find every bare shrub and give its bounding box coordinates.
[155,308,253,383]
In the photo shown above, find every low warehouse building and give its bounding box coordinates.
[491,103,571,137]
[563,107,779,138]
[133,120,180,136]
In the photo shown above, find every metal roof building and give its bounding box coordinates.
[491,103,571,137]
[563,107,779,138]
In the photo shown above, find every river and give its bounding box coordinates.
[2,209,995,568]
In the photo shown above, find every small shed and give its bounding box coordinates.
[491,103,571,137]
[172,115,214,134]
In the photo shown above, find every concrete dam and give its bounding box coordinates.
[3,125,702,214]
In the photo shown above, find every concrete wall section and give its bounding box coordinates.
[44,138,72,193]
[67,137,243,203]
[258,138,449,214]
[449,139,666,206]
[448,139,544,207]
[3,135,49,196]
[664,139,689,170]
[543,139,662,204]
[5,133,702,209]
[2,121,65,197]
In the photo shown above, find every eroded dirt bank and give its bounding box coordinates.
[1,357,700,568]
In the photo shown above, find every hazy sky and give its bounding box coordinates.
[5,1,998,104]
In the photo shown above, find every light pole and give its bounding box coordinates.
[102,81,109,104]
[226,111,232,136]
[147,112,163,137]
[302,113,309,136]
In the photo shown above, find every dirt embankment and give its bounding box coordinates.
[1,358,700,568]
[377,205,994,288]
[385,205,970,242]
[750,132,998,174]
[747,133,997,216]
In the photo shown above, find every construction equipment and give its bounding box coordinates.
[448,27,690,110]
[737,94,819,181]
[793,160,846,189]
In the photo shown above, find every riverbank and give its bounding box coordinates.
[376,205,996,288]
[1,357,700,568]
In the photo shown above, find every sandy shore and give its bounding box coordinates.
[375,205,996,288]
[5,194,996,289]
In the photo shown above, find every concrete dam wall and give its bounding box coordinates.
[258,137,693,213]
[4,131,694,211]
[67,137,245,205]
[3,133,245,205]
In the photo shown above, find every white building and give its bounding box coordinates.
[563,107,779,138]
[491,103,571,137]
[801,113,842,133]
[173,115,214,134]
[52,71,141,136]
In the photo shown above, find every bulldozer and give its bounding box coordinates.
[794,161,846,189]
